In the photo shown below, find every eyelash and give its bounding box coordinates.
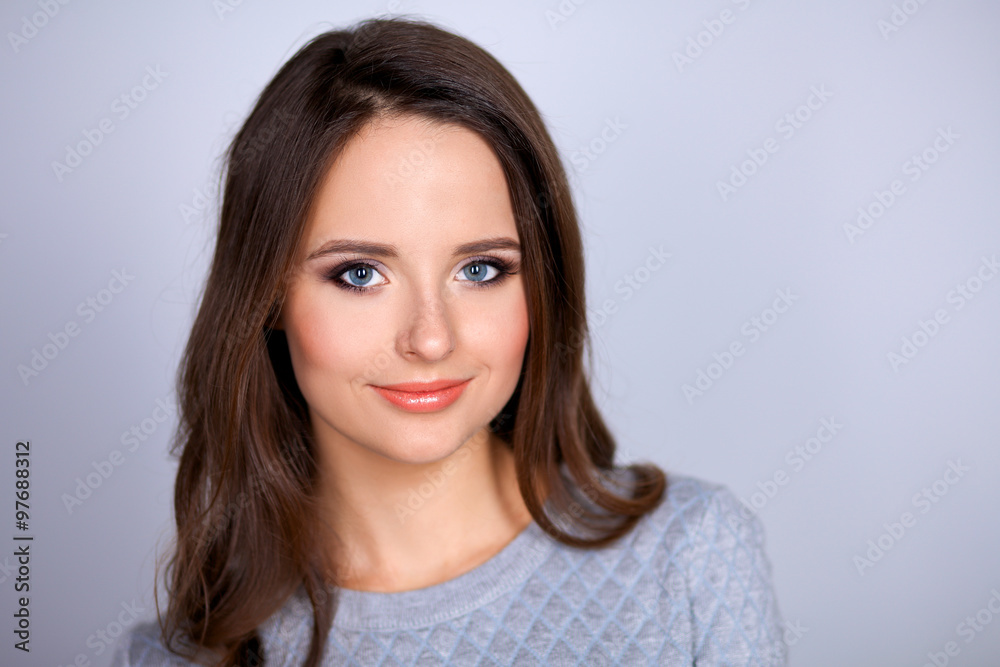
[324,255,519,294]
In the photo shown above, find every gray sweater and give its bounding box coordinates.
[112,473,787,665]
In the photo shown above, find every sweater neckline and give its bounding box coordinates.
[263,464,634,636]
[327,516,554,631]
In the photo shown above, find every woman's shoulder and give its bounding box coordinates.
[648,471,753,535]
[590,468,770,569]
[642,470,766,550]
[109,620,203,667]
[553,467,786,662]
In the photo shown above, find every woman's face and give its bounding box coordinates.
[279,114,529,465]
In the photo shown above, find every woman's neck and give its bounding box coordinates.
[318,428,534,593]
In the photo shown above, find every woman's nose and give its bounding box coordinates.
[397,289,456,362]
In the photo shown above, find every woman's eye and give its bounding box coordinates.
[329,258,512,293]
[339,264,386,288]
[458,261,499,283]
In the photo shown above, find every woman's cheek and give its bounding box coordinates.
[492,283,529,358]
[284,293,348,387]
[298,309,364,378]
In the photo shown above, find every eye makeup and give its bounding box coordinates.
[323,254,520,294]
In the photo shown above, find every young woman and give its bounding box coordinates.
[113,17,787,667]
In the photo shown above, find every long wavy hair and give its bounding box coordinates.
[158,16,667,667]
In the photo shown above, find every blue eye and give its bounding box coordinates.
[344,265,379,287]
[459,261,499,283]
[330,263,387,292]
[326,255,517,294]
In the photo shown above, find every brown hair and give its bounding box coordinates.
[159,16,666,667]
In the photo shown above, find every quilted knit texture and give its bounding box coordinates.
[112,473,787,666]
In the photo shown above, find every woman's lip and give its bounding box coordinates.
[375,378,470,392]
[371,379,471,413]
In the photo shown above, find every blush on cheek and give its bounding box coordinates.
[297,314,364,373]
[283,300,342,373]
[465,300,525,352]
[502,289,530,345]
[489,297,530,374]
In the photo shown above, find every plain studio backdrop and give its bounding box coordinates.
[2,1,999,665]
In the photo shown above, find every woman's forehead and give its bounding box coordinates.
[301,115,516,249]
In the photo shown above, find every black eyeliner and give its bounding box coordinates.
[324,254,518,294]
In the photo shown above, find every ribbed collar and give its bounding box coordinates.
[328,516,554,631]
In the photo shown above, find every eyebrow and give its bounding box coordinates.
[305,236,522,261]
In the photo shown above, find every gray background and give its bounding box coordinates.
[2,1,999,665]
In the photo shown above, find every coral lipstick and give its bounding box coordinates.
[372,378,471,413]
